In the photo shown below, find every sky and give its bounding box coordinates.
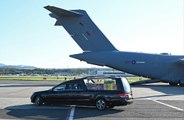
[0,0,183,68]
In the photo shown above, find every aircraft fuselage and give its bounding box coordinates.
[70,51,184,84]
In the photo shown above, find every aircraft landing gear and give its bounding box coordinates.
[169,81,184,87]
[169,82,178,86]
[179,81,184,87]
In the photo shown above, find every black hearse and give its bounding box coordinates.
[31,76,133,110]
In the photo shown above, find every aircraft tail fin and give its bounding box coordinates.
[45,6,117,52]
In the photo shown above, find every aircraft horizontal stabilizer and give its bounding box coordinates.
[70,53,106,66]
[44,6,82,17]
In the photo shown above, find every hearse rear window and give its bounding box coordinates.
[84,78,117,91]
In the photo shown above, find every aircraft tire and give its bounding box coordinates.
[179,82,184,87]
[169,82,178,86]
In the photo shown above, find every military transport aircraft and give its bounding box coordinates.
[44,6,184,86]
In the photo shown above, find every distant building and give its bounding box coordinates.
[88,68,135,77]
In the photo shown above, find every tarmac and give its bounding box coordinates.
[0,80,183,120]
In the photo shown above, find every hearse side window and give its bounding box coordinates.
[53,84,66,91]
[72,83,83,90]
[53,83,83,91]
[84,79,117,91]
[65,83,83,91]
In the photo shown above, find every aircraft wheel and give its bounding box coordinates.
[179,82,184,87]
[169,82,178,86]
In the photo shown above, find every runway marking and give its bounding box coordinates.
[147,98,184,112]
[0,84,23,86]
[66,105,75,120]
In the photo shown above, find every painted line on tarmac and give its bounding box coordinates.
[66,105,75,120]
[0,84,24,87]
[147,98,184,112]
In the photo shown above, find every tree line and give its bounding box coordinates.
[0,68,89,76]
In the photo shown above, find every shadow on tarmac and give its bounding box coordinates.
[5,104,123,120]
[74,106,124,119]
[5,104,68,120]
[131,83,184,99]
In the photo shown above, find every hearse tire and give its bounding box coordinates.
[95,98,107,111]
[35,96,43,106]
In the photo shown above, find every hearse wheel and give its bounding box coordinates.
[35,96,43,106]
[96,98,107,110]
